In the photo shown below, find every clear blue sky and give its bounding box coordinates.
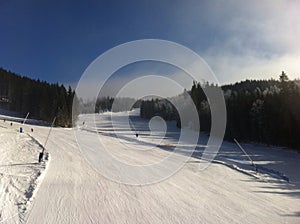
[1,0,300,86]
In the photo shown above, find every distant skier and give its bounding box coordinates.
[135,133,139,138]
[10,122,12,126]
[31,128,34,132]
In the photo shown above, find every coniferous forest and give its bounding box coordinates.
[2,67,300,150]
[79,97,140,114]
[140,72,300,150]
[0,68,77,127]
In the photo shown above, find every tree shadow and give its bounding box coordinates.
[92,113,300,201]
[0,162,40,167]
[282,211,300,217]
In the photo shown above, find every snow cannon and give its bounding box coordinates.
[38,152,44,163]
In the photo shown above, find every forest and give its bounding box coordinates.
[0,68,76,127]
[2,67,300,150]
[79,97,140,113]
[140,72,300,150]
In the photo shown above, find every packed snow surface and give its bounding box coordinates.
[0,110,300,223]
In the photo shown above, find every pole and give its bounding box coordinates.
[129,118,137,134]
[233,138,257,170]
[42,117,56,153]
[23,112,30,125]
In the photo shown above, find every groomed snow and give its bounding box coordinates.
[1,111,300,223]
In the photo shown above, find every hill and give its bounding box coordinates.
[0,68,76,127]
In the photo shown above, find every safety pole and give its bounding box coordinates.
[42,117,56,154]
[234,138,257,171]
[23,112,30,125]
[129,118,138,136]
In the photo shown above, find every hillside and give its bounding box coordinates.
[0,68,76,127]
[141,72,300,150]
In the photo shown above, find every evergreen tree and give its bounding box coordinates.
[0,68,77,127]
[139,72,300,150]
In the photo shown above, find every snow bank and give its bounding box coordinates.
[0,122,49,223]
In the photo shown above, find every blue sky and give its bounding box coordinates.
[1,0,300,89]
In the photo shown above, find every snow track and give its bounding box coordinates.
[1,112,300,223]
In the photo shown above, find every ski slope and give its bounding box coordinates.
[1,111,300,224]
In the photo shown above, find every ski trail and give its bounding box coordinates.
[1,113,300,224]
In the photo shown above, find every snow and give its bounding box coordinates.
[1,111,300,223]
[0,119,49,223]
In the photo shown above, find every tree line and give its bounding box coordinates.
[0,68,77,127]
[79,96,140,114]
[140,72,300,150]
